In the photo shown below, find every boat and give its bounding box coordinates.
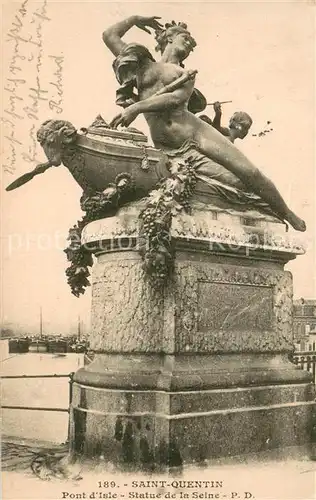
[28,340,48,353]
[8,338,30,354]
[47,339,67,353]
[72,116,165,197]
[5,115,166,200]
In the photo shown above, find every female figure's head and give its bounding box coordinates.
[155,22,196,63]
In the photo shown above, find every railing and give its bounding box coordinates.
[84,351,95,365]
[290,351,316,384]
[2,354,315,440]
[2,373,74,440]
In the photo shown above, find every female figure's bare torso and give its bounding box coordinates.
[137,61,197,149]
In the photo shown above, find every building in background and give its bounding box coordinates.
[293,298,316,350]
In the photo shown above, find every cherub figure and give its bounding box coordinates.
[199,102,253,143]
[102,15,305,231]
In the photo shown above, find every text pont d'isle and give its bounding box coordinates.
[61,480,254,500]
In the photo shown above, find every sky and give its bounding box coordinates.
[1,0,315,335]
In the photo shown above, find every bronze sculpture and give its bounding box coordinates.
[104,15,305,231]
[6,15,306,232]
[5,14,307,296]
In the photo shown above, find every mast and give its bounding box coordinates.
[40,306,43,338]
[78,315,81,341]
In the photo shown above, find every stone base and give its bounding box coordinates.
[70,204,313,467]
[70,354,315,466]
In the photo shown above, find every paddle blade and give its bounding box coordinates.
[5,163,52,191]
[5,171,38,191]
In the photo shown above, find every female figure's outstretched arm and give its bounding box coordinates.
[102,15,163,56]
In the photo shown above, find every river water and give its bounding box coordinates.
[2,353,84,443]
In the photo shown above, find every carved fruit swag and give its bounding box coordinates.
[64,160,197,296]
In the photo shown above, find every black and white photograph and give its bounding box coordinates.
[1,1,316,498]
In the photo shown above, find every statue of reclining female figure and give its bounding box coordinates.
[103,15,306,231]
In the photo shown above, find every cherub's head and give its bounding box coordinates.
[229,111,253,139]
[155,21,196,62]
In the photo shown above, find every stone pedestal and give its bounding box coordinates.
[70,202,315,466]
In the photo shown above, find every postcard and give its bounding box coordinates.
[1,1,316,499]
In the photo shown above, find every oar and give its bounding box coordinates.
[206,100,232,106]
[154,69,198,96]
[5,162,53,191]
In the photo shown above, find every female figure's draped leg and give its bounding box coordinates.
[193,120,306,231]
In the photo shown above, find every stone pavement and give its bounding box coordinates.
[2,437,316,500]
[2,437,69,472]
